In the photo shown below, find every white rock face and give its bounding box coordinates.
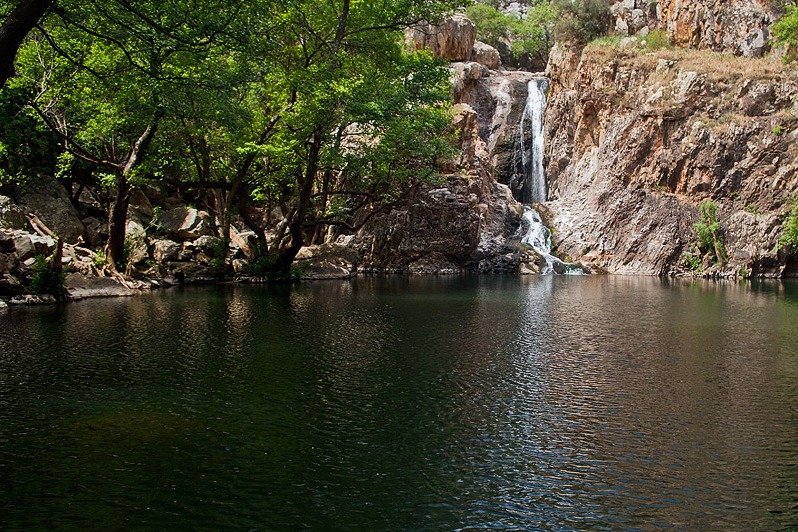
[405,14,477,61]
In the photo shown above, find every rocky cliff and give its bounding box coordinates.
[543,41,798,276]
[658,0,778,57]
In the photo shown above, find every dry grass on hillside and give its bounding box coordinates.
[583,39,795,84]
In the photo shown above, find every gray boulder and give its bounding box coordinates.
[158,206,214,240]
[0,196,27,230]
[15,175,85,243]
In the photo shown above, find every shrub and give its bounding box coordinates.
[773,5,798,48]
[30,254,67,300]
[243,254,303,283]
[683,252,702,272]
[644,29,672,50]
[694,200,726,266]
[553,0,612,44]
[778,195,798,255]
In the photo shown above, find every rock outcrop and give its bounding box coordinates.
[406,14,477,62]
[14,175,86,243]
[611,0,659,36]
[543,42,798,276]
[304,103,524,275]
[658,0,778,57]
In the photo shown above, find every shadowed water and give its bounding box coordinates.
[1,276,797,530]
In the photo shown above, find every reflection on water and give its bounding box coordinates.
[1,276,797,530]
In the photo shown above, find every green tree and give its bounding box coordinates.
[553,0,612,43]
[240,0,459,278]
[0,0,53,86]
[511,2,557,65]
[465,4,513,50]
[7,0,459,280]
[466,2,556,66]
[11,0,240,268]
[773,4,798,48]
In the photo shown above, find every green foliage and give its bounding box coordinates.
[778,195,798,255]
[205,237,228,276]
[773,125,784,136]
[0,85,60,187]
[694,200,726,266]
[773,5,798,49]
[683,252,702,272]
[553,0,612,44]
[644,29,672,50]
[465,4,512,48]
[93,253,107,269]
[30,254,67,299]
[8,0,460,275]
[465,2,556,63]
[243,254,303,283]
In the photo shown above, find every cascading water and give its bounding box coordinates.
[519,208,584,275]
[515,78,584,275]
[514,78,548,204]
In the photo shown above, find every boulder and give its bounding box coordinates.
[81,216,104,248]
[0,252,18,274]
[127,187,154,227]
[0,273,25,296]
[472,41,501,70]
[229,229,258,259]
[15,175,85,243]
[0,195,27,230]
[405,14,477,61]
[0,230,15,252]
[151,239,181,263]
[65,272,135,298]
[124,220,149,267]
[296,244,359,279]
[158,206,214,240]
[12,232,55,261]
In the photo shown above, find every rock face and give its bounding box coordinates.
[658,0,778,57]
[15,175,86,243]
[0,196,27,230]
[406,14,477,62]
[346,103,524,274]
[543,43,798,276]
[453,63,544,202]
[611,0,659,36]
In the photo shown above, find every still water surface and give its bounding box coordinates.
[1,275,797,530]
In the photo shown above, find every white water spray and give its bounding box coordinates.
[515,78,548,204]
[519,208,584,275]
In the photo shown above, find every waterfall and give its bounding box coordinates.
[514,78,548,204]
[514,78,584,275]
[520,208,584,275]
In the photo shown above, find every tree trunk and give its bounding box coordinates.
[105,172,130,269]
[0,0,52,86]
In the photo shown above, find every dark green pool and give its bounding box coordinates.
[1,275,797,530]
